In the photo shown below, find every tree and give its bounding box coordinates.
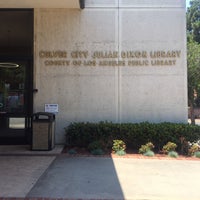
[187,0,200,124]
[187,39,200,124]
[187,0,200,43]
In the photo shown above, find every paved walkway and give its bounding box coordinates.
[0,146,200,200]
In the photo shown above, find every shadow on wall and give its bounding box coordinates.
[27,157,124,199]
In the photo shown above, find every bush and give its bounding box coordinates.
[68,149,77,155]
[116,150,126,156]
[188,144,200,156]
[162,142,177,154]
[65,121,200,153]
[88,140,105,155]
[180,136,190,155]
[194,151,200,158]
[143,150,155,157]
[168,151,179,158]
[91,149,104,155]
[139,142,154,154]
[112,140,126,153]
[88,140,102,151]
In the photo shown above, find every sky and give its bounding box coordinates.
[186,0,190,8]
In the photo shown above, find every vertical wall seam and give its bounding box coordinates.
[117,0,121,123]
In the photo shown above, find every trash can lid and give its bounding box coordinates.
[33,112,55,121]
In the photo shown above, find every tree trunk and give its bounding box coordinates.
[189,102,195,125]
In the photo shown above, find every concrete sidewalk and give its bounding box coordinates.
[0,145,63,197]
[27,157,200,200]
[0,146,200,200]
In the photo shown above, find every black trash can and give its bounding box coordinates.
[32,112,55,150]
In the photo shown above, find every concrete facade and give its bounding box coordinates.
[0,0,80,8]
[34,0,187,143]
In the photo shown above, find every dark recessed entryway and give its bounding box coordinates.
[0,9,33,144]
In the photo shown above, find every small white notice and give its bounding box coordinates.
[45,104,59,114]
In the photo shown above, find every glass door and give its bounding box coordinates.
[0,60,32,144]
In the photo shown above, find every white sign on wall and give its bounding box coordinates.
[45,104,59,113]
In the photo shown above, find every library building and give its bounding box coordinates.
[0,0,187,146]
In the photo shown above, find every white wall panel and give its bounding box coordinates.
[34,0,187,144]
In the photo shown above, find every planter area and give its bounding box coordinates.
[64,122,200,161]
[62,146,200,161]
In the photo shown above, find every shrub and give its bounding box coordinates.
[188,144,200,156]
[112,140,126,153]
[194,151,200,158]
[68,149,77,155]
[65,122,200,153]
[91,149,104,155]
[139,142,155,154]
[180,137,190,155]
[88,140,105,155]
[143,150,155,157]
[88,140,102,151]
[162,142,177,154]
[168,151,179,158]
[116,150,126,156]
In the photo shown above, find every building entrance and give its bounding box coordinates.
[0,10,33,144]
